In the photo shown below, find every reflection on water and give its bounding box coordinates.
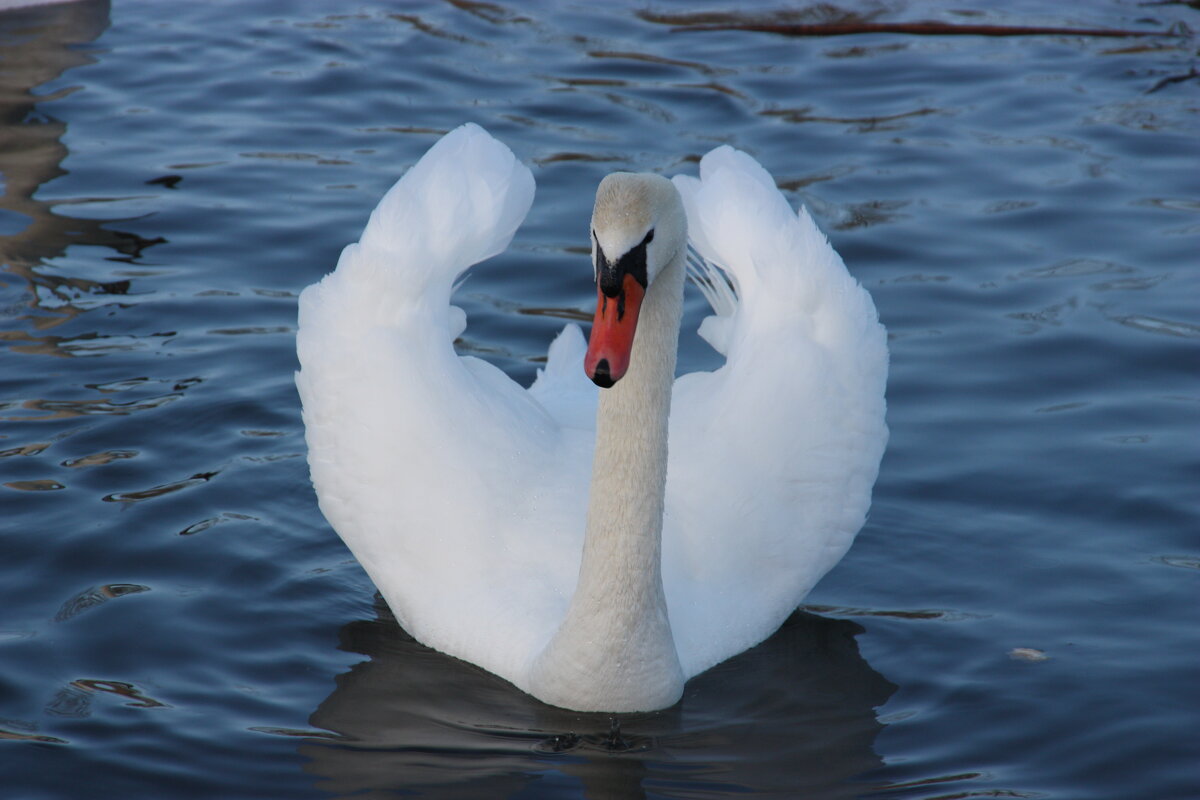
[303,599,894,799]
[46,677,169,717]
[0,0,165,358]
[53,581,149,621]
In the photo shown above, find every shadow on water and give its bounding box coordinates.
[302,599,895,799]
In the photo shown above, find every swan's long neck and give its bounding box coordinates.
[528,248,686,712]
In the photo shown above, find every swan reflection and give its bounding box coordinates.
[303,599,894,799]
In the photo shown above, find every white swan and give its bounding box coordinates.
[296,123,888,712]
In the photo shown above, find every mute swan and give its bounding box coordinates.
[296,123,888,712]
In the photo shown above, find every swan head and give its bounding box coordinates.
[585,173,686,388]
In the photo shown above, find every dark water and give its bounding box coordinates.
[1,0,1196,797]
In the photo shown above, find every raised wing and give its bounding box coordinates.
[664,147,890,677]
[296,124,588,682]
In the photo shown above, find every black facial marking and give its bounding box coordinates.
[594,227,654,301]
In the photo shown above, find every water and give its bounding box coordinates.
[1,0,1196,797]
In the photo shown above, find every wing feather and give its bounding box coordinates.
[665,147,889,677]
[297,124,585,684]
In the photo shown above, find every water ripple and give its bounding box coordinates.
[1106,313,1200,339]
[54,584,150,623]
[102,471,219,504]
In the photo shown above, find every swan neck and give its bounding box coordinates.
[528,249,686,712]
[585,248,683,602]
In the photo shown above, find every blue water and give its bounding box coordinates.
[1,1,1197,797]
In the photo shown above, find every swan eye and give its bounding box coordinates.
[641,229,654,246]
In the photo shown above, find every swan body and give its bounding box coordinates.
[296,123,888,711]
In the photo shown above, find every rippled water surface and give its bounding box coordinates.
[2,1,1197,797]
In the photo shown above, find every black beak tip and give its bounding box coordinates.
[590,359,615,389]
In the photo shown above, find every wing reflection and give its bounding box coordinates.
[303,598,894,799]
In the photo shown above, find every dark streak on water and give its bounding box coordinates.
[1,1,1197,798]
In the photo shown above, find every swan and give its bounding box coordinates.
[296,123,888,712]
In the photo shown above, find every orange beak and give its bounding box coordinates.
[584,273,645,388]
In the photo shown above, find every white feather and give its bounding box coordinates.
[296,124,888,700]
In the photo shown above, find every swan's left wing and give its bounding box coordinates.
[664,147,889,677]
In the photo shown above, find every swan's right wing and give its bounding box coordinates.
[296,125,587,684]
[665,147,889,677]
